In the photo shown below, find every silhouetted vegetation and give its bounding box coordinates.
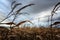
[0,1,60,40]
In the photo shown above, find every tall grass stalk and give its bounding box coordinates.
[0,1,22,23]
[10,3,34,29]
[13,20,33,28]
[50,2,60,40]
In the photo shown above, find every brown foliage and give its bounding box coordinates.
[0,27,60,40]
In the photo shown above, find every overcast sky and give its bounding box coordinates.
[0,0,60,27]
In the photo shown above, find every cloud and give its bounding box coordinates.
[0,0,60,27]
[29,0,60,14]
[7,0,60,15]
[0,11,10,22]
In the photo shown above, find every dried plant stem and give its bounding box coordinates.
[10,14,17,30]
[12,20,33,28]
[16,4,34,14]
[0,2,22,23]
[11,1,16,8]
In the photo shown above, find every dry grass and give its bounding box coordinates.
[0,27,60,40]
[0,1,60,40]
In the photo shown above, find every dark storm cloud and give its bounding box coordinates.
[7,0,60,14]
[52,17,60,22]
[30,0,60,14]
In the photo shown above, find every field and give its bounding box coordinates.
[0,0,60,40]
[0,27,60,40]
